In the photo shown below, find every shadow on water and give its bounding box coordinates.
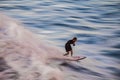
[60,62,104,77]
[0,57,19,80]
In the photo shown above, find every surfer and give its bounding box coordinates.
[64,37,77,56]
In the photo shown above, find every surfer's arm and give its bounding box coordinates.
[73,44,75,46]
[73,42,75,46]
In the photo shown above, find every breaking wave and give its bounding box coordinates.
[0,13,64,80]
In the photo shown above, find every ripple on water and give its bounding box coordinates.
[112,44,120,49]
[114,30,120,37]
[52,23,97,31]
[105,66,120,79]
[0,0,120,80]
[101,50,120,59]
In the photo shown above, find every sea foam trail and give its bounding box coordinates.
[0,13,66,80]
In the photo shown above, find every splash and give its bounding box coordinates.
[0,13,65,80]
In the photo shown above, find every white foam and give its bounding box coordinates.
[0,13,63,80]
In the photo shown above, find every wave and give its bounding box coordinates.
[1,12,119,80]
[0,12,90,80]
[0,13,66,80]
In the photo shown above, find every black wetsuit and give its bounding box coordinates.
[65,40,75,52]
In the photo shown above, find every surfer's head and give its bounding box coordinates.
[72,37,77,42]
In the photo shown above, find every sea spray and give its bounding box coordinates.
[0,13,63,80]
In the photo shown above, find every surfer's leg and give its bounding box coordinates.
[70,50,73,56]
[64,51,69,56]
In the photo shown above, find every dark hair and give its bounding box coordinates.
[73,37,77,40]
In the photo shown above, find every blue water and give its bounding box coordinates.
[0,0,120,80]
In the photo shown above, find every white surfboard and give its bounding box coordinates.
[72,56,86,61]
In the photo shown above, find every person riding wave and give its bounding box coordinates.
[64,37,77,56]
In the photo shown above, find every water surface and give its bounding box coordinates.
[0,0,120,80]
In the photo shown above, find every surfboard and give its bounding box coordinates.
[62,55,86,61]
[72,56,86,61]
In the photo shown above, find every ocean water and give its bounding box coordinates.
[0,0,120,80]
